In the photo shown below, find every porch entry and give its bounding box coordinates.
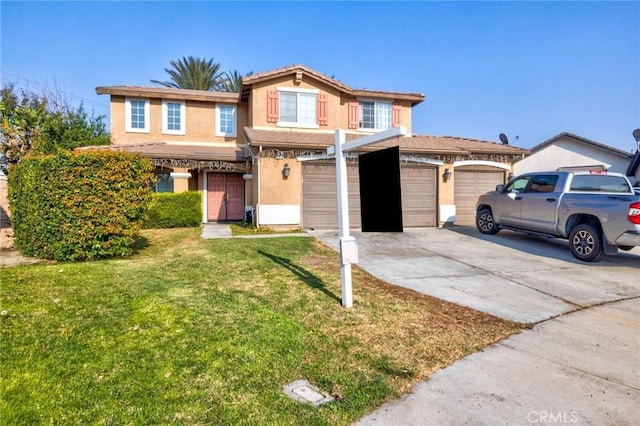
[207,173,244,222]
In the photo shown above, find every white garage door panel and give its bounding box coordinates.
[455,170,504,225]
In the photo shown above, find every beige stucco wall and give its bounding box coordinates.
[258,157,301,205]
[172,167,190,193]
[109,96,248,146]
[438,163,454,206]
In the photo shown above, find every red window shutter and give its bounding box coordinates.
[348,99,359,129]
[267,90,278,123]
[317,94,328,126]
[392,103,401,127]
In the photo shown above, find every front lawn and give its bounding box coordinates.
[0,228,524,425]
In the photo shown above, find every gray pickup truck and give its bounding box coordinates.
[475,170,640,262]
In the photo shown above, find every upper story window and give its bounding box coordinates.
[359,101,391,130]
[216,104,237,137]
[277,87,319,128]
[162,100,185,135]
[125,98,150,133]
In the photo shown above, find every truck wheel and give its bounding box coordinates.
[569,223,605,262]
[476,208,499,235]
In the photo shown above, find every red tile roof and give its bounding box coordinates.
[241,64,425,106]
[77,142,248,161]
[244,128,529,156]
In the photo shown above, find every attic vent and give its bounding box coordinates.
[295,71,303,84]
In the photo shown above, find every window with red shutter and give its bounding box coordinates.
[317,94,328,126]
[348,99,359,129]
[392,103,401,127]
[267,90,278,123]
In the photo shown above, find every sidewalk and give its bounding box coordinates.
[354,298,639,425]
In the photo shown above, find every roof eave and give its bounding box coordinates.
[530,132,631,158]
[241,64,353,93]
[351,90,425,105]
[95,86,240,103]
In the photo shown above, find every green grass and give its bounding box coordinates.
[0,228,524,425]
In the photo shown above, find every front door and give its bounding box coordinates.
[207,173,245,222]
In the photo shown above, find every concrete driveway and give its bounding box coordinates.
[309,226,640,323]
[309,226,639,425]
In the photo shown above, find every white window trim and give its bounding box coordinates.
[276,86,319,95]
[162,100,186,135]
[276,87,320,129]
[215,104,237,137]
[125,97,150,133]
[276,121,320,129]
[357,99,392,132]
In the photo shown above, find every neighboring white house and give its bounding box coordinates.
[513,132,634,176]
[626,149,640,185]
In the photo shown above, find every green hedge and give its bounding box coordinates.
[143,191,202,229]
[8,150,155,261]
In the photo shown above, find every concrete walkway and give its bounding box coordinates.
[201,223,313,239]
[200,223,233,239]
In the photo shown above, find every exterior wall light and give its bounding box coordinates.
[443,168,452,182]
[282,163,291,179]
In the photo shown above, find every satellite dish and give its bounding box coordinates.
[499,133,509,145]
[633,128,640,142]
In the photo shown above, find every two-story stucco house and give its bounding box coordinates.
[91,64,528,228]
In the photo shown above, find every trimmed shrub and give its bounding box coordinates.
[143,191,202,229]
[8,150,155,261]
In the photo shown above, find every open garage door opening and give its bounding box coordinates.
[359,147,403,232]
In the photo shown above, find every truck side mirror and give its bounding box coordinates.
[496,184,504,192]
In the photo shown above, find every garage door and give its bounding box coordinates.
[401,165,437,227]
[302,162,437,229]
[302,162,361,229]
[454,169,505,225]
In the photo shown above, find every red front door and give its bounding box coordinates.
[207,173,245,222]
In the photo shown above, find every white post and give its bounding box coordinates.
[335,130,354,308]
[331,126,406,309]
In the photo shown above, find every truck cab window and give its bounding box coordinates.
[505,176,530,193]
[529,175,559,193]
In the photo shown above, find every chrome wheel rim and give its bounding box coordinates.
[572,230,594,256]
[479,213,493,232]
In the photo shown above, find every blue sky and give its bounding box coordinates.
[1,1,638,151]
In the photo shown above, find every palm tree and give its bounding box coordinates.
[151,56,224,91]
[217,70,254,93]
